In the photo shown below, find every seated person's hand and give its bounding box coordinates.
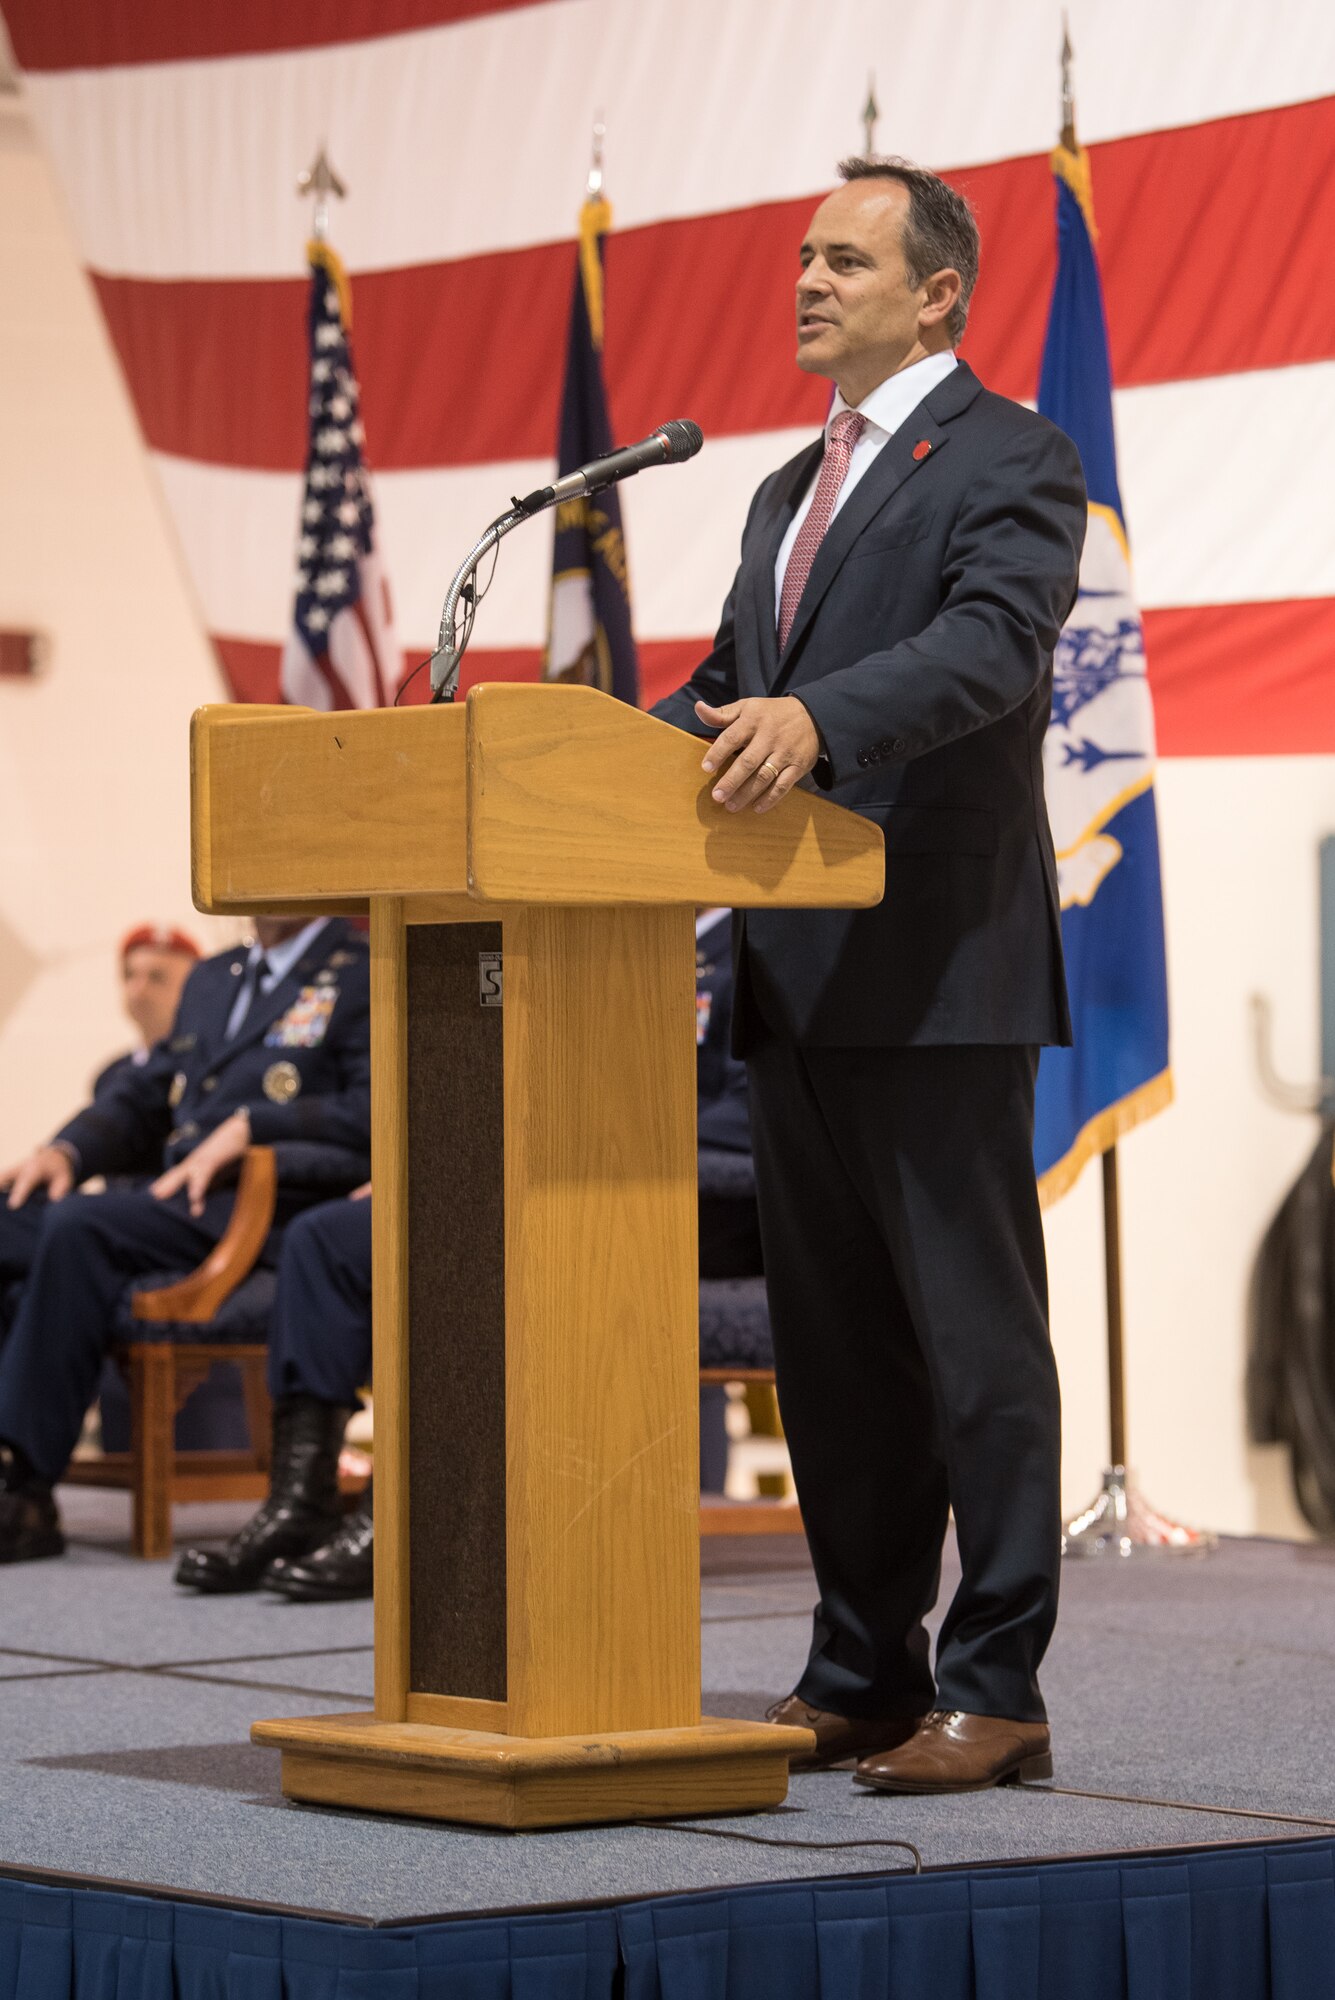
[4,1143,78,1210]
[349,1182,371,1200]
[150,1111,250,1219]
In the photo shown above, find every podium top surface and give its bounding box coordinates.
[191,684,884,914]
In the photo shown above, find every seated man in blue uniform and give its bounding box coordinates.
[176,907,761,1601]
[0,915,371,1564]
[0,925,203,1343]
[177,1185,376,1600]
[93,923,202,1105]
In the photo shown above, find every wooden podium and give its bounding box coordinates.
[190,683,883,1829]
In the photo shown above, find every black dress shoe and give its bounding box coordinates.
[0,1481,65,1563]
[175,1395,350,1593]
[264,1489,372,1602]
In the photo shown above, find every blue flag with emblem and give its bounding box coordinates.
[544,192,639,703]
[1034,143,1172,1202]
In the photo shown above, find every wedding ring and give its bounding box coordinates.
[759,760,782,784]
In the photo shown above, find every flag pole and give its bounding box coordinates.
[1046,28,1211,1556]
[297,144,346,243]
[1102,1146,1127,1470]
[861,75,879,158]
[1064,1142,1215,1557]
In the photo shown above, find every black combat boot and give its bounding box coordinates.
[264,1482,372,1602]
[174,1395,350,1592]
[0,1443,64,1564]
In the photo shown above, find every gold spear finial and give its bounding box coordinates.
[861,73,879,157]
[1060,15,1077,152]
[586,112,606,200]
[297,144,347,243]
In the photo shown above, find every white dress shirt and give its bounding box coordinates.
[774,351,959,618]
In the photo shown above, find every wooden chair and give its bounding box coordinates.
[62,1146,278,1558]
[698,1273,804,1537]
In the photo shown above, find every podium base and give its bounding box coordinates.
[251,1711,816,1831]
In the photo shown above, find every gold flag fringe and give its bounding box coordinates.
[1037,1068,1174,1210]
[1050,141,1098,242]
[578,194,613,350]
[307,238,353,329]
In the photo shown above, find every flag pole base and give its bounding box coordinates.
[1062,1465,1217,1558]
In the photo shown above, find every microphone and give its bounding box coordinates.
[516,419,703,516]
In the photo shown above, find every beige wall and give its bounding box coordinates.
[0,96,230,1167]
[1047,758,1334,1541]
[1,92,1332,1539]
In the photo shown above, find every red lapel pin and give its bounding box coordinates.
[912,438,932,461]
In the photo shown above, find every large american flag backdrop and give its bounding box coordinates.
[2,0,1333,743]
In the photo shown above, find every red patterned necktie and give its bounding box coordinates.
[777,409,867,652]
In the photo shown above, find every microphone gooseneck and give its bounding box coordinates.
[428,419,704,703]
[515,419,704,518]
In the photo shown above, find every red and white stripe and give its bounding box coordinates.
[5,0,1335,748]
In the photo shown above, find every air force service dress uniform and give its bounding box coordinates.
[0,919,370,1489]
[268,913,757,1414]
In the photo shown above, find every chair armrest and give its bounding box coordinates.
[132,1146,278,1324]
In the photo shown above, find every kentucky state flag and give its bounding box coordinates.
[1034,143,1172,1202]
[544,193,639,702]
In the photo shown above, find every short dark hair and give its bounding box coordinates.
[836,155,980,344]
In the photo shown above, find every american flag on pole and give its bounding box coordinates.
[8,5,1330,735]
[279,241,401,711]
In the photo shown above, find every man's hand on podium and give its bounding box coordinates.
[696,696,821,813]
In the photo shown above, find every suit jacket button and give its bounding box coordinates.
[857,751,869,768]
[201,1077,217,1092]
[893,738,905,752]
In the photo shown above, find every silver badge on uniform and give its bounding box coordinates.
[479,953,503,1007]
[262,1060,302,1104]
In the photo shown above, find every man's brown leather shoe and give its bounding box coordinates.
[765,1694,926,1772]
[854,1709,1053,1793]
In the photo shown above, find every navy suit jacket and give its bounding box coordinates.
[58,919,371,1195]
[653,362,1086,1050]
[696,911,751,1153]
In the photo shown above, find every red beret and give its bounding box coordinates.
[120,924,202,964]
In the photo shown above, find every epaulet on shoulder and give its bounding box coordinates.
[325,931,370,967]
[199,945,242,973]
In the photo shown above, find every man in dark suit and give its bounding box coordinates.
[652,157,1086,1793]
[0,916,371,1563]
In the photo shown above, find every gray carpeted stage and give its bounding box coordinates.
[4,1488,1335,1925]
